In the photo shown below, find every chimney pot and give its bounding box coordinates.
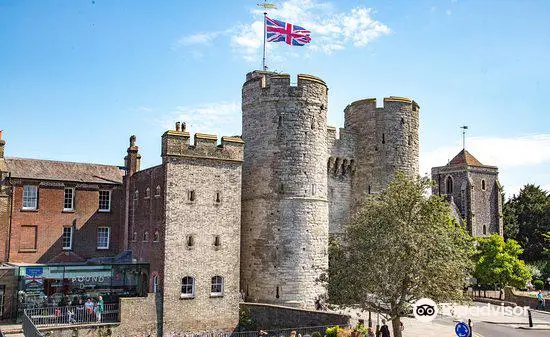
[175,122,181,131]
[0,130,3,140]
[182,122,187,132]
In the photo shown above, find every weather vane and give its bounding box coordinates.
[460,125,468,150]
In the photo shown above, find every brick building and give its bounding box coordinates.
[0,133,125,264]
[127,122,244,333]
[431,149,504,236]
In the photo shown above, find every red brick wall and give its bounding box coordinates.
[8,182,124,263]
[127,166,166,292]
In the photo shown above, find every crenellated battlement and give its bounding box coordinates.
[242,71,328,102]
[346,96,419,111]
[161,122,243,163]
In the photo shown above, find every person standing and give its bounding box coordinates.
[380,319,390,337]
[536,290,545,310]
[96,295,105,323]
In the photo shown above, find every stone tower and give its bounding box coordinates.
[241,71,329,309]
[431,149,503,237]
[343,97,419,212]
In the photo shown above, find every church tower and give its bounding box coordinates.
[431,149,503,237]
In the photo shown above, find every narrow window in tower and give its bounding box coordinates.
[401,117,405,125]
[276,286,280,299]
[483,225,487,235]
[368,185,371,194]
[481,180,486,190]
[215,192,221,203]
[186,235,195,248]
[188,190,195,202]
[279,183,284,194]
[408,134,412,146]
[214,235,221,248]
[446,176,453,194]
[311,184,316,195]
[382,133,385,144]
[278,116,282,127]
[311,118,315,129]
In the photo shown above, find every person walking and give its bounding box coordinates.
[84,298,94,321]
[367,327,376,337]
[380,319,390,337]
[536,290,545,310]
[96,295,105,323]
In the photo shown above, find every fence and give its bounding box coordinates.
[24,303,119,327]
[22,311,43,337]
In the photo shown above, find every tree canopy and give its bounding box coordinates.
[473,234,531,288]
[327,173,474,337]
[503,184,550,261]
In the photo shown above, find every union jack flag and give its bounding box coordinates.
[266,17,311,46]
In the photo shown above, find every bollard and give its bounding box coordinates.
[528,309,533,327]
[468,319,473,337]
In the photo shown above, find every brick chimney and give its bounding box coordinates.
[124,135,141,176]
[0,130,5,159]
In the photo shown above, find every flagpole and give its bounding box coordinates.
[263,11,267,71]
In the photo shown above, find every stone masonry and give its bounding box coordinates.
[240,71,420,309]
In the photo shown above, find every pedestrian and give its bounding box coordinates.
[367,327,375,337]
[536,290,545,310]
[84,298,94,320]
[96,295,105,322]
[380,319,390,337]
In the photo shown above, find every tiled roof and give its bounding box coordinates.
[448,149,484,167]
[4,157,124,185]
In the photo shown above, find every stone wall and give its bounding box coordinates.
[504,287,550,312]
[241,72,329,309]
[116,293,161,336]
[163,147,242,333]
[241,302,350,330]
[344,97,419,213]
[326,128,356,236]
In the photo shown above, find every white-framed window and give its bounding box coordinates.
[99,190,111,212]
[145,187,150,199]
[97,227,110,249]
[153,231,159,242]
[155,185,161,197]
[22,185,38,210]
[181,276,195,298]
[152,274,159,293]
[211,276,224,297]
[64,188,75,211]
[143,231,149,242]
[62,227,73,250]
[132,232,137,242]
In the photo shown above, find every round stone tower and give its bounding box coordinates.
[241,71,329,309]
[344,96,419,210]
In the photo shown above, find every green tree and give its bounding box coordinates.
[473,234,532,288]
[327,173,474,337]
[503,185,550,261]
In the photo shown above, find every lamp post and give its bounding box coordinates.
[368,310,372,328]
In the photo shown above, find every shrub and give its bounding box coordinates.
[326,326,339,337]
[533,280,544,290]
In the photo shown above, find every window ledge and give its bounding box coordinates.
[210,294,224,298]
[97,247,110,250]
[98,209,111,213]
[19,248,37,253]
[62,248,72,251]
[62,209,76,213]
[20,209,38,212]
[180,295,195,300]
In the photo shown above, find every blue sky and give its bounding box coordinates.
[1,0,549,196]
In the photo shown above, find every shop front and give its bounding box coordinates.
[16,263,149,311]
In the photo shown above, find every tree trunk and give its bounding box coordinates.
[391,316,402,337]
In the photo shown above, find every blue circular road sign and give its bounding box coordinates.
[455,322,470,337]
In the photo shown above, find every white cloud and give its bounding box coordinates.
[163,101,242,139]
[176,0,391,62]
[421,134,550,196]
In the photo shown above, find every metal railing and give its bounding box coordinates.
[24,303,119,327]
[22,311,43,337]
